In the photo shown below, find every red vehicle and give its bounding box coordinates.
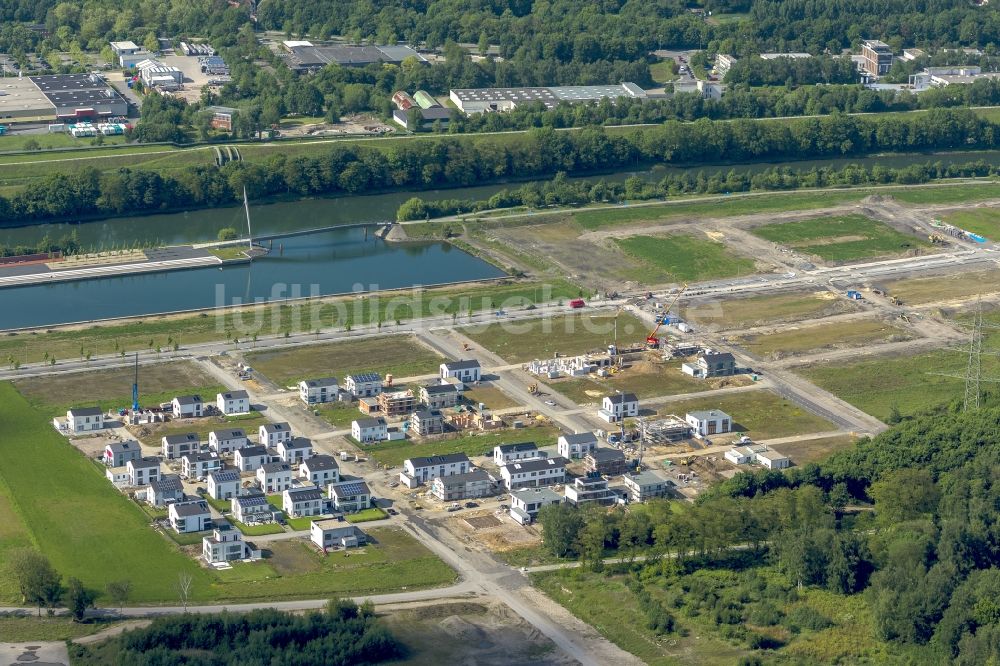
[569,299,586,309]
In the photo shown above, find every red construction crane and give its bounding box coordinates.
[646,284,688,348]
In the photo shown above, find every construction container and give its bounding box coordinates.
[392,91,416,110]
[413,90,440,109]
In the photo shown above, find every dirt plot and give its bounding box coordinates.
[881,269,1000,305]
[465,515,502,530]
[548,357,731,404]
[128,412,269,447]
[732,317,916,359]
[783,434,860,465]
[15,361,223,414]
[685,290,858,330]
[383,601,572,666]
[444,509,542,554]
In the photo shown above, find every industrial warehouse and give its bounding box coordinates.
[0,73,128,122]
[449,82,647,113]
[281,41,427,72]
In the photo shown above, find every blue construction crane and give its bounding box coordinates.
[132,352,139,411]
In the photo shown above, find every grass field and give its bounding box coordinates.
[572,190,864,230]
[314,401,362,429]
[461,385,519,409]
[368,425,561,468]
[654,389,834,440]
[940,208,1000,239]
[461,312,647,363]
[786,434,859,465]
[129,412,269,448]
[14,361,225,415]
[686,291,857,329]
[346,507,388,523]
[246,336,444,387]
[0,382,456,604]
[751,214,930,262]
[614,234,757,281]
[880,269,1000,304]
[734,318,914,358]
[887,181,1000,204]
[649,60,677,84]
[0,616,123,642]
[0,280,580,365]
[548,359,712,404]
[800,349,981,420]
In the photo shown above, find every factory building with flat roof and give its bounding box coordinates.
[449,82,646,114]
[0,73,127,122]
[282,41,427,72]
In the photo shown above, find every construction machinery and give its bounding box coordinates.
[462,342,471,351]
[929,234,946,244]
[646,283,688,348]
[889,295,902,306]
[527,383,538,394]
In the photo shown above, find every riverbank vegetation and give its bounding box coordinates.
[396,156,1000,222]
[533,402,1000,663]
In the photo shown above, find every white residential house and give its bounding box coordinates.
[685,410,732,438]
[300,455,340,487]
[431,469,493,501]
[509,488,563,525]
[182,451,221,480]
[146,475,184,507]
[216,391,250,415]
[127,458,160,487]
[327,479,372,513]
[493,442,539,466]
[207,468,242,501]
[440,359,481,385]
[171,395,204,418]
[419,383,461,409]
[259,422,292,447]
[756,450,790,470]
[499,456,567,491]
[352,417,388,443]
[104,441,141,467]
[168,499,212,533]
[724,446,756,465]
[277,437,312,465]
[257,462,292,493]
[234,445,270,472]
[401,453,471,487]
[564,476,613,506]
[409,409,445,436]
[299,378,340,404]
[231,492,271,524]
[203,526,261,563]
[622,471,672,502]
[208,429,248,454]
[283,485,328,517]
[344,373,382,398]
[557,432,598,459]
[162,433,200,460]
[598,393,639,423]
[105,467,129,487]
[66,407,105,433]
[311,520,364,550]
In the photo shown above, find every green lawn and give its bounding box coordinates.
[614,234,756,282]
[941,208,1000,240]
[734,318,914,359]
[369,425,561,468]
[247,336,444,387]
[751,214,930,262]
[887,181,1000,204]
[285,516,315,531]
[131,412,269,448]
[461,312,647,363]
[801,349,978,420]
[346,507,388,523]
[14,361,225,415]
[0,616,123,642]
[654,389,834,440]
[314,401,361,429]
[649,60,677,84]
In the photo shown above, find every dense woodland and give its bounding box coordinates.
[1,108,993,224]
[70,600,403,665]
[537,401,1000,663]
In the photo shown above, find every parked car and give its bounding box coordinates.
[464,501,478,509]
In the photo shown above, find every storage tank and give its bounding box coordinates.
[413,90,440,109]
[392,91,416,110]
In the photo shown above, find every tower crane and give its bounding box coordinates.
[645,284,688,348]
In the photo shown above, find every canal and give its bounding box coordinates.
[0,227,505,330]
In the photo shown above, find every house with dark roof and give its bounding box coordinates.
[401,453,471,487]
[234,445,270,472]
[104,440,141,467]
[231,492,271,524]
[419,383,461,409]
[557,432,598,459]
[257,462,292,493]
[327,479,372,513]
[283,485,329,517]
[299,377,340,404]
[493,442,539,466]
[277,437,312,465]
[431,469,494,501]
[300,455,340,486]
[440,359,481,384]
[127,457,160,487]
[208,429,248,454]
[410,409,445,436]
[598,393,639,423]
[352,417,388,443]
[171,395,204,418]
[216,390,250,415]
[168,499,212,533]
[146,474,183,507]
[259,422,292,447]
[162,432,200,460]
[344,373,382,397]
[65,407,105,433]
[207,468,242,500]
[499,456,567,490]
[584,447,628,476]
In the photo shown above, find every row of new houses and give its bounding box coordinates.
[299,360,482,405]
[58,391,252,434]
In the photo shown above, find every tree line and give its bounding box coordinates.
[2,108,995,225]
[396,158,1000,221]
[69,598,403,665]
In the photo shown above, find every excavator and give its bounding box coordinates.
[646,284,688,348]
